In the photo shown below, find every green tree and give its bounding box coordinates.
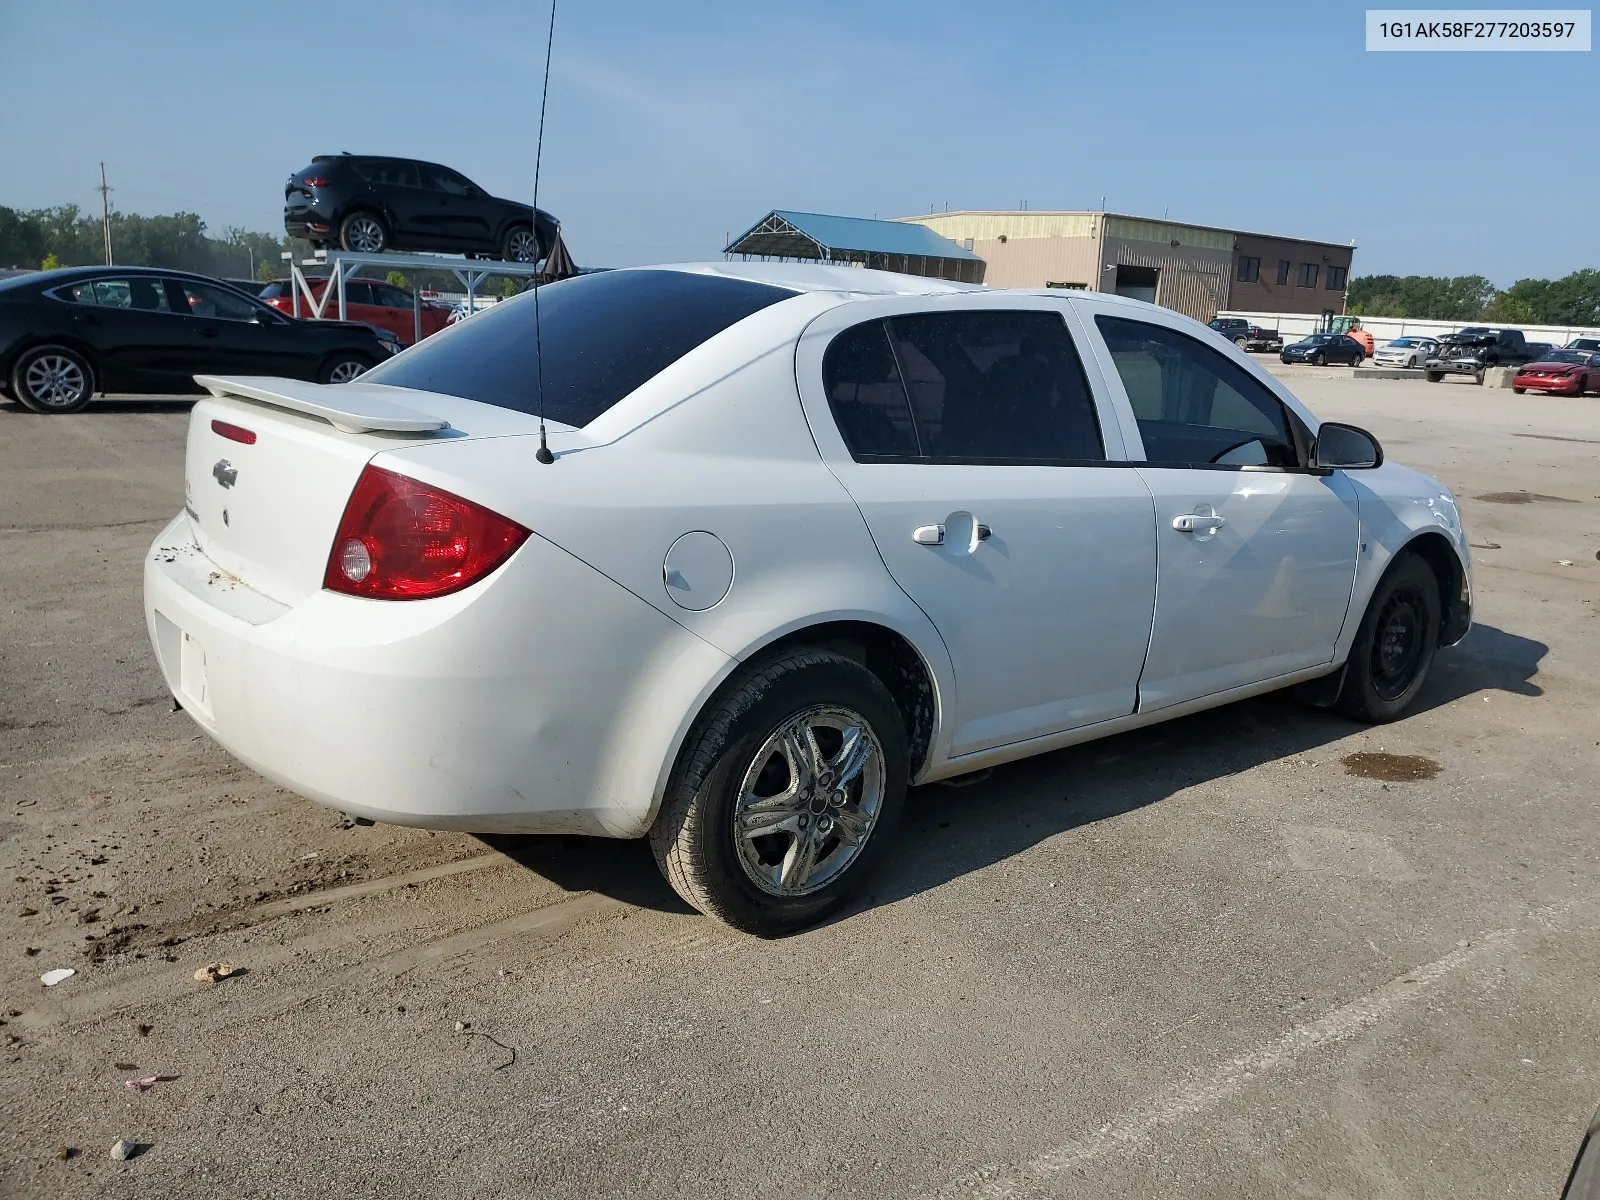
[386,270,409,290]
[1484,291,1536,323]
[41,251,60,271]
[256,258,277,283]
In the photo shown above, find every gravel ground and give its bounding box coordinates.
[1,379,1596,1198]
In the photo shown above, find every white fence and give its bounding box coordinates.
[1218,310,1600,347]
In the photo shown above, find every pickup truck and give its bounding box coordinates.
[1424,327,1540,383]
[1208,317,1282,352]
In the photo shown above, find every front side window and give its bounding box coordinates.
[174,280,263,321]
[1299,263,1320,288]
[423,164,476,195]
[1096,315,1300,469]
[362,269,794,427]
[886,310,1104,462]
[1236,256,1261,283]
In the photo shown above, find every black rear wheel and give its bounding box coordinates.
[339,212,388,254]
[10,345,96,414]
[1336,554,1441,723]
[650,648,909,935]
[501,225,540,264]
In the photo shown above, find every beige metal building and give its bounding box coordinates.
[897,211,1353,322]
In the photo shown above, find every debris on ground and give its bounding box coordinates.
[109,1139,140,1161]
[460,1028,517,1071]
[137,1024,153,1037]
[454,1020,469,1032]
[114,1062,137,1071]
[192,961,239,984]
[40,968,76,986]
[55,1145,77,1161]
[124,1074,177,1092]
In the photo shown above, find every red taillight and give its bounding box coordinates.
[211,419,257,445]
[302,176,331,188]
[323,466,529,600]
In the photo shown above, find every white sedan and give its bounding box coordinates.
[144,264,1473,934]
[1373,336,1440,369]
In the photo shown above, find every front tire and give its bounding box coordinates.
[1426,371,1444,383]
[339,211,388,254]
[1311,352,1326,366]
[1513,386,1526,394]
[650,649,909,936]
[1335,554,1441,723]
[501,225,541,264]
[317,352,373,385]
[10,345,96,413]
[1234,337,1250,350]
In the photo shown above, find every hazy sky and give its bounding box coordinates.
[3,0,1593,284]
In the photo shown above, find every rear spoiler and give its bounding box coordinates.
[194,376,451,435]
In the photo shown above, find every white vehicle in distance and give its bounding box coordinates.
[144,264,1473,935]
[1373,336,1440,369]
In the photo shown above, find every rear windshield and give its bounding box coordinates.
[362,269,795,427]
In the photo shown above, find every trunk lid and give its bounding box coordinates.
[182,376,555,606]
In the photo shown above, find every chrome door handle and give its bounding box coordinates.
[912,524,945,546]
[1172,514,1227,533]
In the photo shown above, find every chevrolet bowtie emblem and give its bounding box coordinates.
[212,459,238,489]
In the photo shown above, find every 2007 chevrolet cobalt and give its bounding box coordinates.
[144,264,1472,934]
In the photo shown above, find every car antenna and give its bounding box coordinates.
[532,0,558,466]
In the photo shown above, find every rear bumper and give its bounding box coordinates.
[284,200,336,239]
[143,513,732,837]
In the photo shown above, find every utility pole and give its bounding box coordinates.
[97,163,114,265]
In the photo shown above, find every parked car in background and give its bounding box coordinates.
[1207,317,1282,352]
[283,154,561,264]
[1425,327,1538,383]
[1281,333,1365,366]
[258,277,452,345]
[0,266,390,413]
[1373,336,1439,369]
[224,278,270,297]
[143,264,1472,934]
[1525,341,1555,362]
[1512,348,1600,395]
[1567,337,1600,352]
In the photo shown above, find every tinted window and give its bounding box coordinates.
[422,164,475,195]
[1096,315,1299,469]
[886,311,1103,461]
[363,159,420,188]
[823,322,919,459]
[342,281,377,305]
[374,285,412,307]
[256,281,289,299]
[362,269,794,427]
[1236,256,1260,283]
[174,280,261,321]
[60,277,171,311]
[1275,260,1291,285]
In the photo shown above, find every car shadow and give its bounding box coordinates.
[0,395,197,416]
[481,622,1546,924]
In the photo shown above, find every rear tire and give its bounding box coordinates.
[1335,554,1441,723]
[10,344,96,414]
[1513,386,1526,394]
[338,211,388,254]
[1234,336,1250,350]
[649,649,909,936]
[317,352,373,385]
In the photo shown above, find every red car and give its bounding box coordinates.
[257,277,452,346]
[1512,349,1600,396]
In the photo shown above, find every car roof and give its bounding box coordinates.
[22,264,224,284]
[633,261,984,297]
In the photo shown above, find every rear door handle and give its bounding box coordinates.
[1172,514,1227,533]
[912,524,945,546]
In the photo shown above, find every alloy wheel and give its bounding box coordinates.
[732,705,886,897]
[327,359,367,384]
[345,215,385,253]
[23,354,87,408]
[505,229,540,263]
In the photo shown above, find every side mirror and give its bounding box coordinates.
[1312,422,1382,471]
[253,309,282,325]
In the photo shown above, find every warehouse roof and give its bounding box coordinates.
[725,210,980,261]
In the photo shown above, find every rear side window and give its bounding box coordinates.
[888,311,1103,461]
[362,269,795,428]
[824,311,1104,463]
[354,159,419,188]
[56,277,171,311]
[823,323,920,458]
[1096,314,1298,469]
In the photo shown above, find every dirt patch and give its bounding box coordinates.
[1473,491,1578,505]
[1342,752,1442,782]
